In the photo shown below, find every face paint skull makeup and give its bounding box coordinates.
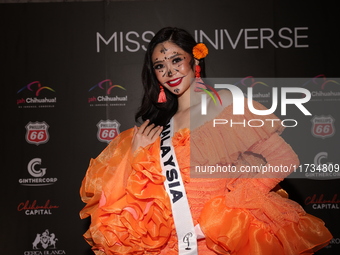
[152,41,195,96]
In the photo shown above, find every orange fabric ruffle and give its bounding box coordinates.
[80,100,332,254]
[199,195,332,255]
[80,129,177,254]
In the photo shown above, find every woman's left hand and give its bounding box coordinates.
[131,120,163,153]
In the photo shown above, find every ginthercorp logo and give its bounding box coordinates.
[88,79,128,107]
[200,80,312,128]
[17,200,60,216]
[329,237,340,248]
[311,115,335,139]
[24,229,66,254]
[25,122,50,145]
[302,75,340,102]
[19,158,57,186]
[97,119,120,143]
[304,152,340,180]
[17,81,57,109]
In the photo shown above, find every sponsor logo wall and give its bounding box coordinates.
[0,1,338,254]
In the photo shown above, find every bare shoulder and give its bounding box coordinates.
[217,89,233,108]
[203,89,234,119]
[190,90,235,130]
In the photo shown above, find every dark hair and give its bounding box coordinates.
[135,27,206,127]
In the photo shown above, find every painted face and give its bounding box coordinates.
[152,41,195,96]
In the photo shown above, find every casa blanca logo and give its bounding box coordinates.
[32,229,58,250]
[23,229,66,255]
[200,84,311,128]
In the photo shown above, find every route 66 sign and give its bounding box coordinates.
[311,115,335,139]
[25,121,50,145]
[97,119,120,143]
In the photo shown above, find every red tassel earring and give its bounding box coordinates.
[158,85,167,103]
[194,65,207,92]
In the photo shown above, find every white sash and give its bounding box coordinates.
[160,118,198,254]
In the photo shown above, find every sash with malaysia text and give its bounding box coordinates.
[160,118,198,254]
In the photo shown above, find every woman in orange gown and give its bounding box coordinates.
[80,27,332,254]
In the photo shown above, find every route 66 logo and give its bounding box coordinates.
[25,121,50,145]
[97,119,120,143]
[311,115,335,139]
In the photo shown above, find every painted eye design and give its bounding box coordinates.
[172,57,183,64]
[153,64,164,70]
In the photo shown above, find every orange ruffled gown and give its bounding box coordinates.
[80,101,332,255]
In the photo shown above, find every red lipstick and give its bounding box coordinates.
[166,77,183,87]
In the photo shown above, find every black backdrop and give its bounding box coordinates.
[1,0,339,254]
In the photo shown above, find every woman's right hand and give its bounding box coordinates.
[131,120,163,153]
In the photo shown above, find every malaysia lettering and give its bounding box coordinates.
[160,124,183,203]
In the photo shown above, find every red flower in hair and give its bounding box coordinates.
[193,43,208,59]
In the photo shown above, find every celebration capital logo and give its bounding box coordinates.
[17,81,57,109]
[305,193,340,210]
[17,199,60,216]
[88,79,128,107]
[97,119,120,143]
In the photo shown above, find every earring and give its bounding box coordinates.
[194,65,207,92]
[157,85,167,103]
[195,65,201,78]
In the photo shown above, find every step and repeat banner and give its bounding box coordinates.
[1,0,339,254]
